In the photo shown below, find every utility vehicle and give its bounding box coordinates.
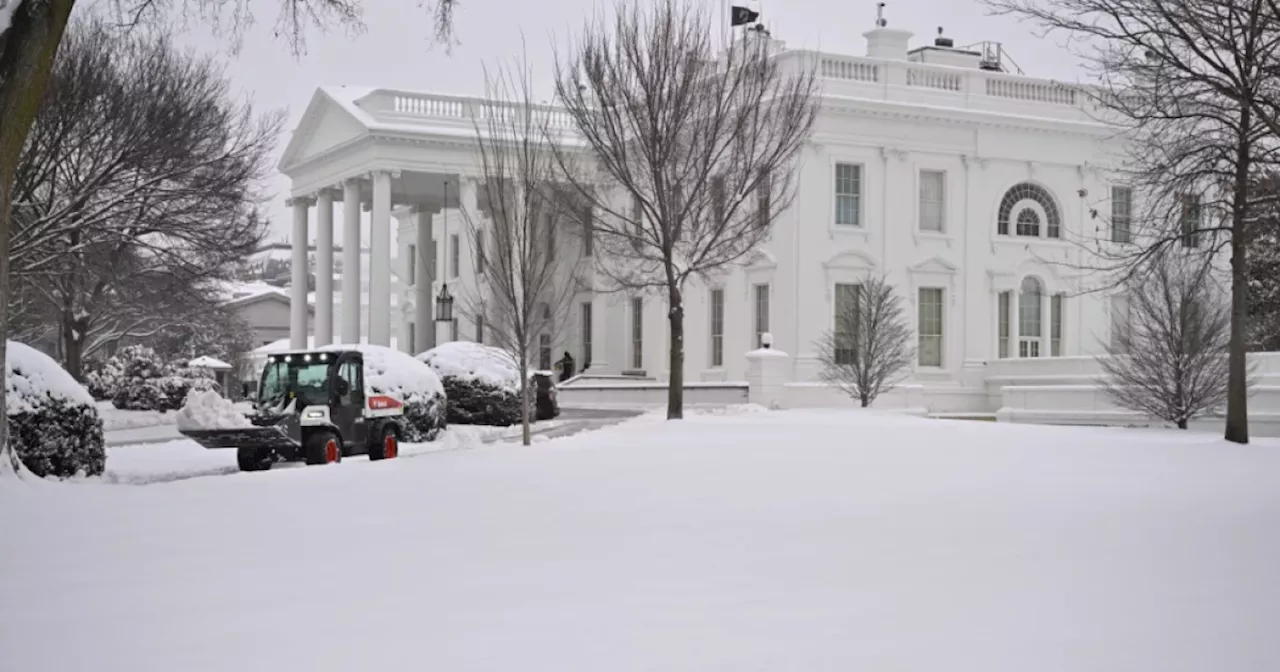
[179,349,404,472]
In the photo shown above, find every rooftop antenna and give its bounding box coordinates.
[875,2,887,27]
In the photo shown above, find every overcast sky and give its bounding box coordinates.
[122,0,1089,244]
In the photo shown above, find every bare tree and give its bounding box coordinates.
[980,0,1280,442]
[552,0,819,420]
[0,0,456,473]
[1100,254,1240,429]
[8,18,274,379]
[459,59,581,446]
[814,275,914,408]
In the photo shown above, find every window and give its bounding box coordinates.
[1016,209,1041,237]
[476,313,484,343]
[835,163,862,227]
[408,244,417,285]
[450,234,460,278]
[1019,276,1043,358]
[997,182,1061,238]
[998,291,1011,358]
[631,297,643,369]
[539,333,551,370]
[834,283,860,366]
[1110,293,1130,353]
[710,288,725,367]
[408,322,416,353]
[428,238,437,280]
[1111,186,1132,243]
[711,176,727,229]
[631,194,644,250]
[581,302,593,368]
[476,234,485,275]
[1180,193,1201,248]
[756,169,772,229]
[753,283,770,347]
[581,204,594,256]
[450,318,458,342]
[918,288,943,367]
[919,170,946,232]
[1050,293,1064,356]
[545,212,556,260]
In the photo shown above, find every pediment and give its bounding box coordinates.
[278,90,372,174]
[822,249,877,270]
[743,249,777,270]
[908,256,958,275]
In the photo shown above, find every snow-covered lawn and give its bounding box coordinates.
[4,408,1280,671]
[96,400,175,432]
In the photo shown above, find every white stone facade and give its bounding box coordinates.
[278,25,1147,416]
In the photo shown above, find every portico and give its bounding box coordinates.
[277,86,605,363]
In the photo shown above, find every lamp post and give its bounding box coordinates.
[435,283,454,343]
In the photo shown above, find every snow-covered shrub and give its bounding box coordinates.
[418,342,523,426]
[320,344,447,441]
[108,346,215,411]
[83,357,124,400]
[157,369,217,411]
[6,341,105,478]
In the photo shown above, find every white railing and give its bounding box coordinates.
[359,51,1093,132]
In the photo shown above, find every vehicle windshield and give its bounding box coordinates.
[258,356,332,412]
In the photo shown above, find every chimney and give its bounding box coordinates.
[863,3,912,60]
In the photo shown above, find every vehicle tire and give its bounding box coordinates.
[368,423,399,461]
[305,430,342,466]
[237,447,272,472]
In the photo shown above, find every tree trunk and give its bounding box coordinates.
[1224,105,1253,444]
[519,350,531,446]
[1177,418,1188,430]
[666,285,684,420]
[0,0,79,471]
[860,396,869,408]
[61,312,84,381]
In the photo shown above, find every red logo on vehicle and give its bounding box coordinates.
[368,395,403,410]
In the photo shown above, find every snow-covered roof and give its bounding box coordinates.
[218,281,289,306]
[254,336,402,355]
[188,356,233,370]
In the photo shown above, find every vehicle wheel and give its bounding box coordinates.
[305,431,342,466]
[237,447,272,472]
[368,424,399,461]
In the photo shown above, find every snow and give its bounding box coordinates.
[0,0,18,39]
[187,356,232,370]
[96,401,174,432]
[174,391,251,430]
[746,346,789,358]
[419,341,519,390]
[4,410,1280,670]
[318,343,444,398]
[255,335,402,355]
[217,280,288,306]
[5,340,94,415]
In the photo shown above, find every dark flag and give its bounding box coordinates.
[730,5,760,26]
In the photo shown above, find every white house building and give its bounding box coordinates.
[276,20,1171,418]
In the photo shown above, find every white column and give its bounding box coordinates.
[369,170,394,347]
[289,196,313,350]
[414,205,438,354]
[589,294,610,372]
[314,189,335,347]
[341,179,362,344]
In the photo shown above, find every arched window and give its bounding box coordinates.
[998,183,1061,238]
[1019,276,1043,357]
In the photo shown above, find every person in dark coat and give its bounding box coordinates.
[556,351,576,382]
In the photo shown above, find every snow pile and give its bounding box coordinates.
[319,343,446,441]
[5,341,104,478]
[4,411,1280,669]
[418,342,519,390]
[174,390,251,431]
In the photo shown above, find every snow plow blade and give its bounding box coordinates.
[178,426,298,451]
